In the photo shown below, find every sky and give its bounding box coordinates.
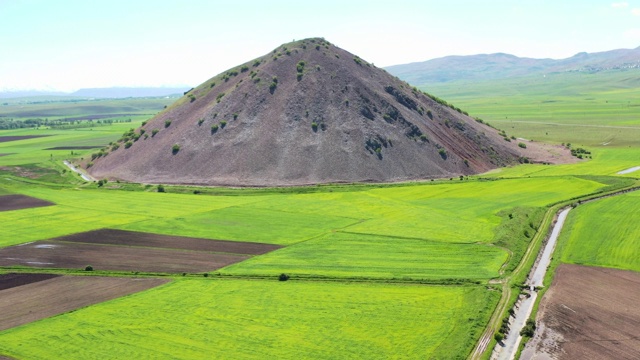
[1,0,639,92]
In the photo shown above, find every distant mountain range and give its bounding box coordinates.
[385,46,640,86]
[0,87,190,99]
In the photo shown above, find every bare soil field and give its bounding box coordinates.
[0,275,167,331]
[0,153,13,157]
[0,135,50,143]
[0,194,55,212]
[0,273,60,290]
[45,146,103,150]
[0,241,250,273]
[54,229,282,255]
[522,264,640,359]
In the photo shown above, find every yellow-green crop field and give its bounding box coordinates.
[557,190,640,272]
[0,279,498,359]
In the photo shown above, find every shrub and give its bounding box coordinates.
[124,141,133,149]
[198,118,205,126]
[494,332,504,343]
[518,142,527,149]
[211,124,219,133]
[85,265,93,271]
[278,273,290,281]
[419,134,428,142]
[188,94,196,103]
[296,61,306,73]
[141,121,148,126]
[353,56,362,65]
[520,319,536,337]
[220,121,227,128]
[111,144,120,151]
[438,148,447,159]
[253,60,261,67]
[172,144,180,154]
[157,184,166,193]
[151,129,159,137]
[216,93,225,103]
[240,65,249,72]
[233,113,238,120]
[164,120,172,128]
[311,122,318,131]
[210,82,216,88]
[269,81,277,92]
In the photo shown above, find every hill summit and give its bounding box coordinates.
[87,38,529,186]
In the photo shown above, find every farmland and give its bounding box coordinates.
[0,279,497,359]
[0,88,638,360]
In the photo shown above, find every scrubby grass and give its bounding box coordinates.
[558,190,640,272]
[0,279,499,360]
[221,232,508,281]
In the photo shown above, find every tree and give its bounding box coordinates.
[278,273,290,281]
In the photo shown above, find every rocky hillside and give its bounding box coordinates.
[87,38,528,186]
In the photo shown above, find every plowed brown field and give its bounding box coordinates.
[0,194,55,212]
[0,275,167,331]
[53,229,281,255]
[0,241,249,273]
[523,264,640,359]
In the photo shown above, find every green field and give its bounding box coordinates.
[557,190,640,272]
[0,279,498,360]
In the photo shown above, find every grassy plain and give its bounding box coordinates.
[0,279,499,360]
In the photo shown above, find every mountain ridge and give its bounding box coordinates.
[386,46,640,86]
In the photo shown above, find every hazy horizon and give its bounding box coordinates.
[2,0,640,92]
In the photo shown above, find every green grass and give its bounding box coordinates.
[118,205,360,245]
[557,190,640,272]
[221,232,508,281]
[0,279,499,360]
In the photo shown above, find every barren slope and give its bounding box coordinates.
[89,38,528,186]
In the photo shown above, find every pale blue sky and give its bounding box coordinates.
[1,0,639,91]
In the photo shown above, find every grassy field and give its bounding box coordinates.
[0,176,608,281]
[0,279,498,360]
[557,190,640,272]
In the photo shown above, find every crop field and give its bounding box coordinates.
[0,279,498,359]
[0,274,167,331]
[557,190,640,272]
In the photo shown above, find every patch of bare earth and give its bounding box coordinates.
[520,141,578,165]
[0,194,55,212]
[0,241,249,273]
[0,275,167,331]
[53,228,282,255]
[522,264,640,360]
[0,135,50,143]
[0,273,60,290]
[45,146,103,150]
[0,153,14,157]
